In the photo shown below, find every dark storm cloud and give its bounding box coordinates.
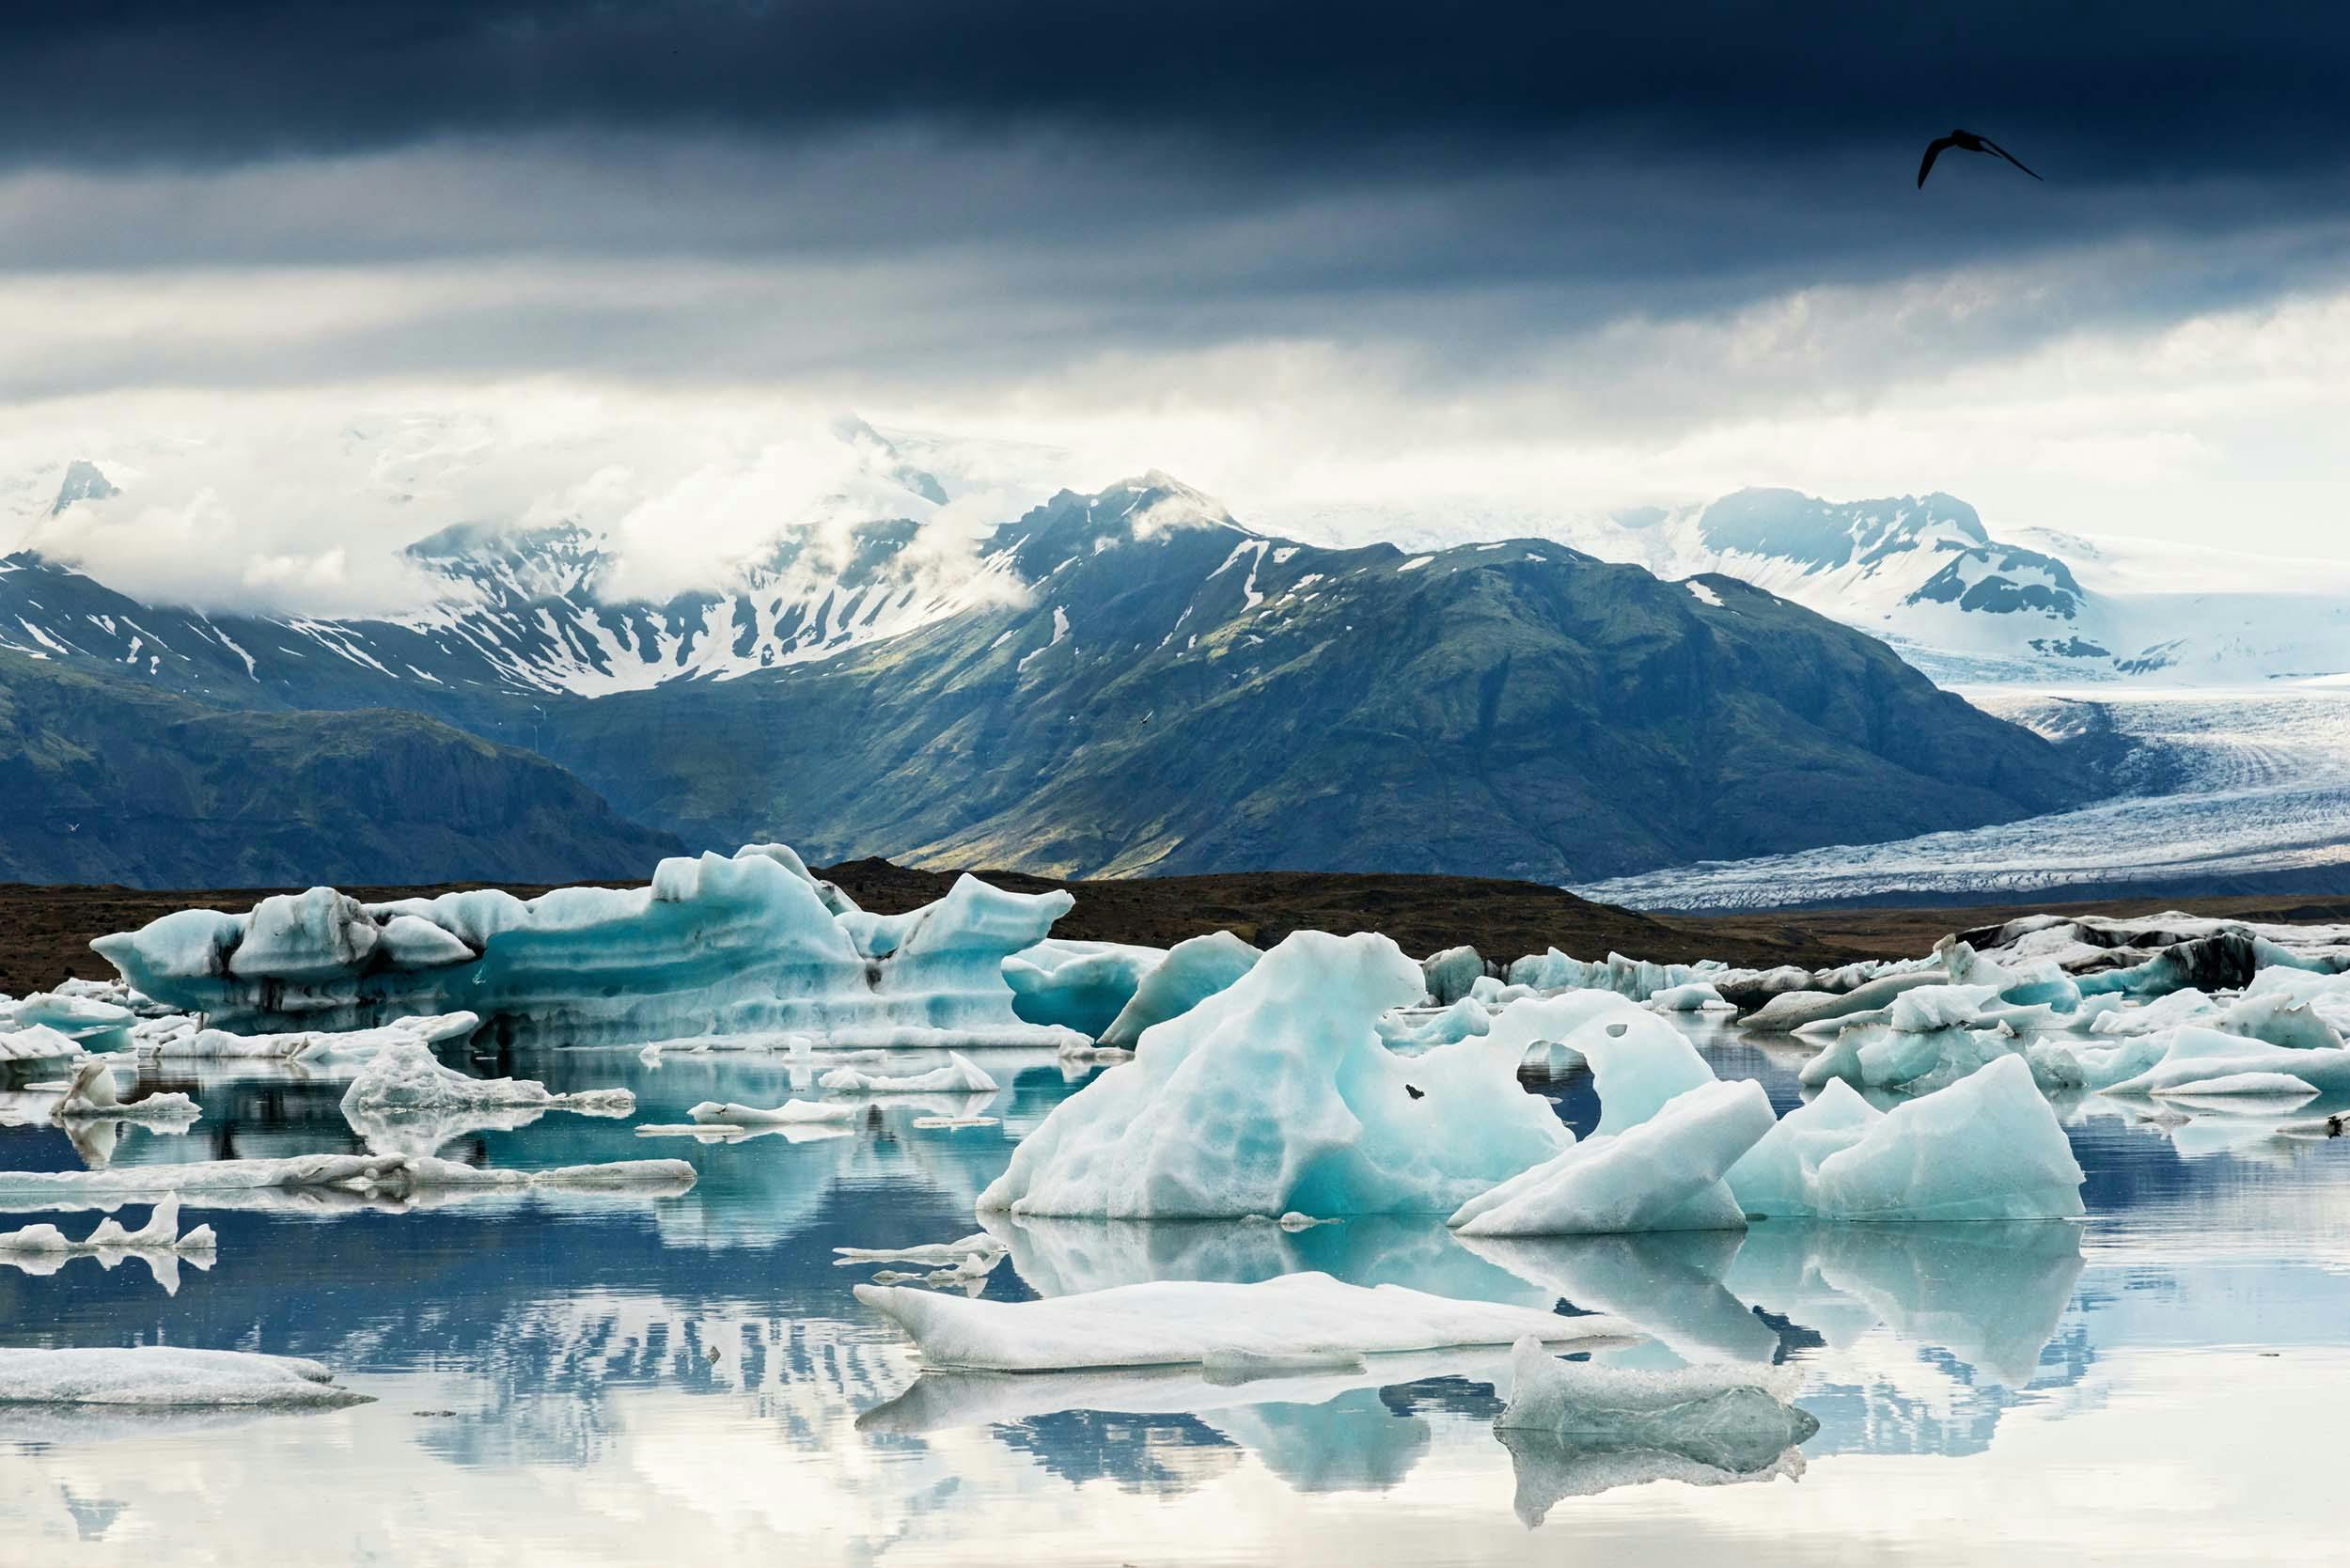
[13,1,2350,183]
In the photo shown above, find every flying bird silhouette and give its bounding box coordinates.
[1918,129,2041,188]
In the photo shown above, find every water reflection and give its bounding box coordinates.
[1,1027,2347,1562]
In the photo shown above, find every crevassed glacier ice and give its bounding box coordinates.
[93,844,1089,1050]
[854,1271,1635,1372]
[1726,1057,2085,1220]
[979,932,1570,1218]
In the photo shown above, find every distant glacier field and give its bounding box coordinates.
[1574,686,2350,911]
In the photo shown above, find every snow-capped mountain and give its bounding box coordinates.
[1266,486,2350,685]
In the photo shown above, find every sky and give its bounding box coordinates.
[6,1,2350,610]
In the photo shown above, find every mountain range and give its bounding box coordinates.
[0,436,2102,888]
[1276,487,2350,686]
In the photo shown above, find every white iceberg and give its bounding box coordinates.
[51,1060,200,1123]
[143,1011,479,1061]
[0,1152,696,1212]
[2101,1027,2350,1100]
[0,1347,368,1409]
[94,844,1089,1051]
[1726,1058,2085,1220]
[818,1052,998,1094]
[979,931,1571,1218]
[0,1024,86,1065]
[1098,931,1261,1048]
[2147,1070,2320,1105]
[834,1232,1009,1267]
[339,1041,634,1119]
[685,1097,856,1125]
[1495,1337,1815,1519]
[854,1270,1634,1372]
[1448,1080,1778,1237]
[1647,981,1731,1012]
[4,991,135,1043]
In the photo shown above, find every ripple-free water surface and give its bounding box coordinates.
[3,1031,2346,1566]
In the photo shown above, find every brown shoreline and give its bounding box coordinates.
[7,859,2348,999]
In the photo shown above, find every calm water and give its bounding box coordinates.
[3,1026,2346,1566]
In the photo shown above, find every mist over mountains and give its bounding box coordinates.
[0,428,2113,887]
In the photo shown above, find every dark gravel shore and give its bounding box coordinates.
[7,860,2348,999]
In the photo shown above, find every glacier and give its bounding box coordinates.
[92,843,1089,1050]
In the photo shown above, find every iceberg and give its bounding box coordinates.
[818,1052,998,1094]
[1504,949,1730,1004]
[854,1270,1635,1372]
[1738,971,1951,1033]
[0,1152,697,1213]
[979,931,1571,1218]
[142,1011,479,1061]
[1002,939,1164,1038]
[1448,1079,1778,1236]
[4,991,135,1045]
[0,1347,368,1409]
[1496,1336,1818,1468]
[1420,945,1490,1006]
[0,1024,86,1065]
[1727,1058,2085,1220]
[835,1232,1009,1267]
[337,1040,632,1153]
[1648,981,1731,1012]
[93,844,1090,1051]
[1375,997,1493,1050]
[2101,1027,2350,1100]
[2147,1071,2320,1105]
[1495,1337,1815,1519]
[51,1060,200,1123]
[1098,931,1263,1048]
[686,1097,856,1125]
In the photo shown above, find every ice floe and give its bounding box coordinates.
[0,1152,697,1214]
[50,1059,200,1123]
[1727,1058,2085,1220]
[979,931,1570,1218]
[854,1270,1635,1372]
[0,1347,368,1409]
[93,843,1089,1051]
[818,1052,999,1094]
[685,1097,856,1125]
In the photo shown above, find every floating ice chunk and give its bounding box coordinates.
[818,1052,998,1094]
[147,1011,479,1061]
[96,846,1089,1051]
[340,1041,632,1118]
[2025,1033,2170,1092]
[1737,972,1949,1033]
[1730,1058,2085,1220]
[0,1025,85,1065]
[835,1232,1008,1266]
[1449,1080,1777,1236]
[686,1097,855,1125]
[0,1347,368,1409]
[2101,1027,2350,1100]
[1504,949,1727,1004]
[1648,982,1731,1012]
[1098,931,1261,1048]
[1497,1336,1816,1464]
[980,932,1570,1218]
[0,1152,696,1211]
[1420,946,1488,1006]
[2149,1072,2320,1106]
[1496,1337,1814,1519]
[1003,939,1164,1037]
[53,1060,199,1122]
[5,992,134,1042]
[911,1115,998,1129]
[854,1271,1635,1372]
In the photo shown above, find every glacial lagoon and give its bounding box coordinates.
[3,1027,2345,1566]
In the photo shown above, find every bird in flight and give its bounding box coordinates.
[1918,129,2041,188]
